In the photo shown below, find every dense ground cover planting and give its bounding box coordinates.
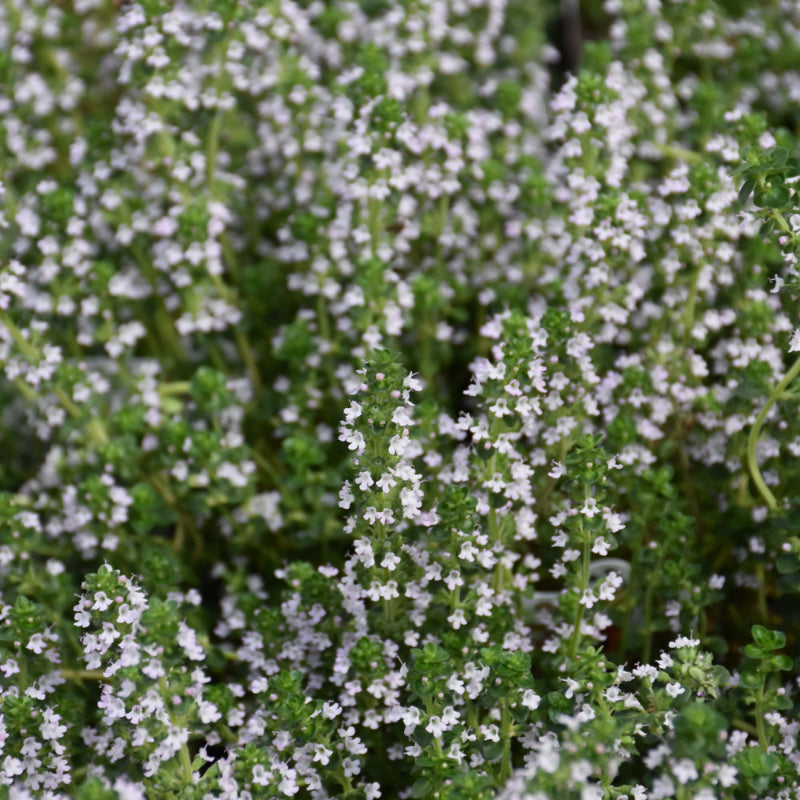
[5,0,800,797]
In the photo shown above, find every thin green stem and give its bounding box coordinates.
[755,563,769,623]
[220,233,239,282]
[172,517,185,556]
[382,596,396,625]
[159,677,195,786]
[333,769,357,798]
[316,294,339,390]
[234,327,263,398]
[131,243,186,361]
[158,381,191,396]
[568,499,591,662]
[642,578,655,665]
[420,323,435,392]
[654,143,703,163]
[499,703,513,783]
[208,272,263,397]
[747,353,800,513]
[206,29,231,199]
[252,448,284,486]
[755,683,768,749]
[60,668,109,682]
[682,263,701,346]
[488,501,500,544]
[6,342,109,444]
[368,197,382,254]
[148,473,178,507]
[12,377,41,403]
[0,309,39,361]
[53,386,82,422]
[731,718,760,737]
[207,109,224,197]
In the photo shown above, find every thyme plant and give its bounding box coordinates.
[2,0,800,797]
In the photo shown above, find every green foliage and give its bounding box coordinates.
[4,0,800,797]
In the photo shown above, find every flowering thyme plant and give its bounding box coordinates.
[4,0,800,797]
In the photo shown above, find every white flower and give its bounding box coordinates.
[591,536,610,556]
[665,682,685,698]
[581,498,600,517]
[444,570,463,590]
[40,708,67,741]
[391,405,414,426]
[672,758,698,784]
[343,758,361,778]
[633,664,658,682]
[441,706,459,727]
[278,769,299,796]
[197,700,221,724]
[376,472,397,492]
[480,723,500,742]
[347,430,366,453]
[790,328,800,352]
[355,471,374,491]
[177,622,205,661]
[448,608,467,629]
[26,633,47,654]
[459,542,478,562]
[603,510,625,532]
[402,706,421,734]
[400,486,424,519]
[92,591,113,611]
[447,674,465,694]
[313,745,333,765]
[447,742,464,763]
[717,764,738,788]
[252,764,272,786]
[344,401,363,422]
[475,596,493,616]
[403,373,423,391]
[380,552,401,570]
[521,689,541,710]
[668,635,700,649]
[364,783,382,800]
[597,572,623,601]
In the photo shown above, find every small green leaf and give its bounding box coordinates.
[736,747,779,792]
[776,553,800,574]
[738,178,755,204]
[767,654,793,671]
[743,145,762,164]
[751,625,786,652]
[482,741,504,761]
[765,146,789,168]
[758,218,776,238]
[711,664,732,686]
[777,572,800,592]
[742,644,768,660]
[410,779,432,798]
[738,670,764,690]
[754,182,791,208]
